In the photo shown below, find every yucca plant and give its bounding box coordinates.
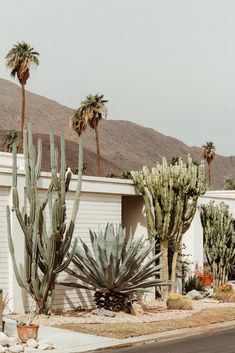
[61,224,170,312]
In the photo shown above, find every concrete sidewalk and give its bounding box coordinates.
[4,318,121,352]
[4,318,235,353]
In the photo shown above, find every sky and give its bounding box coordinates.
[0,0,235,156]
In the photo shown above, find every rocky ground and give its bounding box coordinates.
[6,299,235,339]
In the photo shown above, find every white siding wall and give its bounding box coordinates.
[0,187,10,296]
[54,192,122,310]
[24,191,122,311]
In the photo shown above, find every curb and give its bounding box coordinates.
[83,320,235,353]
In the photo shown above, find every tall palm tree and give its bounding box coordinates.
[3,131,21,153]
[5,41,39,143]
[202,141,216,187]
[71,94,108,176]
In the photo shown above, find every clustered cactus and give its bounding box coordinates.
[200,201,235,291]
[7,125,83,314]
[166,294,192,310]
[131,156,206,293]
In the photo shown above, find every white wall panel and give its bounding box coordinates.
[0,187,10,295]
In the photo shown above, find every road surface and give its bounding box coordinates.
[95,328,235,353]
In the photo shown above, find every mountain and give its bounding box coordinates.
[0,77,234,189]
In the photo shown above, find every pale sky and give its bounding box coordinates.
[0,0,234,156]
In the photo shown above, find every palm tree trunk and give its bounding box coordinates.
[21,83,26,146]
[95,126,101,176]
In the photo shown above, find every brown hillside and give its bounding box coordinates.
[0,77,234,189]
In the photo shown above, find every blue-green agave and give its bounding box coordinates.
[62,223,170,311]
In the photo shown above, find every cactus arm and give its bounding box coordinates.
[70,136,83,223]
[7,205,25,289]
[55,237,78,273]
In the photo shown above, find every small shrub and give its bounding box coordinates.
[184,275,205,293]
[213,285,235,302]
[166,294,192,310]
[217,284,233,292]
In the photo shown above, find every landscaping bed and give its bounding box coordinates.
[52,306,235,339]
[7,300,235,339]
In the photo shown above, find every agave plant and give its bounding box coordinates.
[61,224,170,311]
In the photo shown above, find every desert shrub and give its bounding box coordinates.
[184,275,205,293]
[213,284,235,302]
[166,294,192,310]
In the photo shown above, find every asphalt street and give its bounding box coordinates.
[94,327,235,353]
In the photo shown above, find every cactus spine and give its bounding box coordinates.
[7,125,83,314]
[131,156,206,294]
[200,201,235,290]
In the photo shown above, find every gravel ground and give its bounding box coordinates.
[7,299,235,327]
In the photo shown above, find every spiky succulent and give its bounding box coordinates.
[61,223,170,311]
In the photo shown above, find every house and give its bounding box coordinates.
[0,152,148,313]
[1,152,234,313]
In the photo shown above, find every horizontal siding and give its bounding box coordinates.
[0,187,10,295]
[25,191,122,311]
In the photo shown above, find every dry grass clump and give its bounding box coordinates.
[213,284,235,302]
[166,294,192,310]
[229,292,235,302]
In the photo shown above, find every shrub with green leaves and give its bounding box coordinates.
[61,224,170,311]
[184,275,205,293]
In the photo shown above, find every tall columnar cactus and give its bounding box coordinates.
[200,201,235,290]
[131,156,206,293]
[7,125,83,314]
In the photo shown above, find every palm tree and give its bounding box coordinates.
[202,141,216,187]
[5,41,39,143]
[3,131,21,153]
[71,94,108,176]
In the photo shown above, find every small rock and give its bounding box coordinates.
[92,308,115,317]
[131,302,145,315]
[0,333,9,346]
[0,345,6,353]
[8,337,22,347]
[26,339,38,349]
[205,288,213,297]
[8,344,24,353]
[38,344,53,350]
[187,289,204,300]
[24,347,37,353]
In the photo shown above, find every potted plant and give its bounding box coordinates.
[16,309,39,343]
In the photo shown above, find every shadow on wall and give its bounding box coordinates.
[52,268,95,311]
[122,195,148,240]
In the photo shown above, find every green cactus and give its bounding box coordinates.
[200,201,235,291]
[60,223,170,312]
[131,156,206,295]
[7,125,83,314]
